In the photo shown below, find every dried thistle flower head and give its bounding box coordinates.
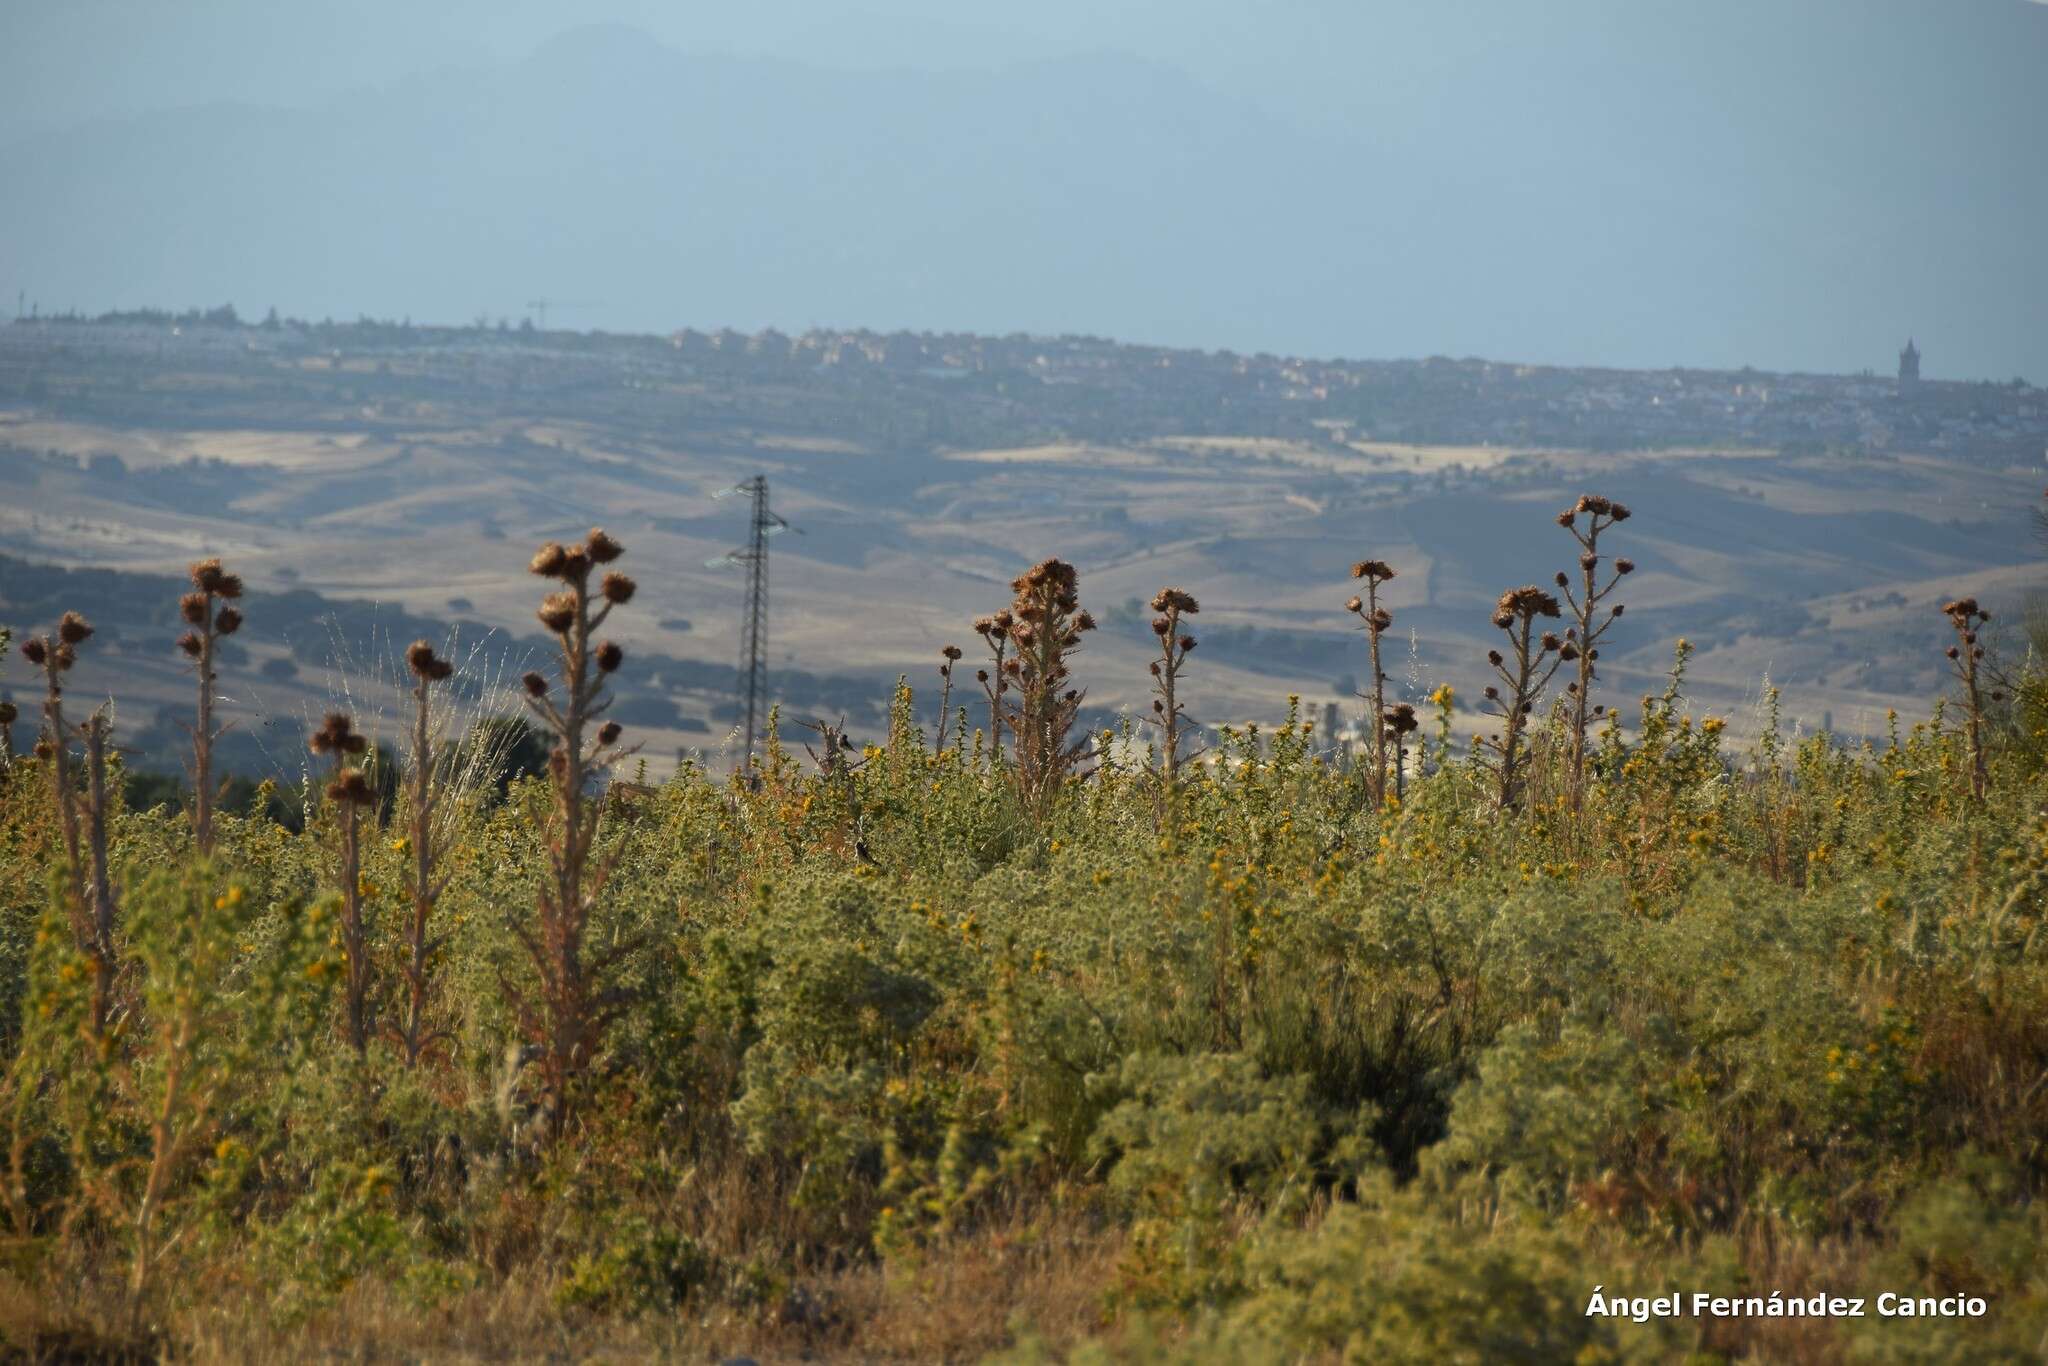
[538,592,577,634]
[1013,558,1079,601]
[187,558,242,598]
[1350,560,1395,582]
[1074,610,1096,632]
[1150,587,1200,615]
[601,571,636,605]
[1494,586,1563,622]
[181,593,209,625]
[595,640,624,673]
[310,712,360,755]
[1575,494,1612,516]
[942,645,963,661]
[57,611,94,645]
[1345,596,1364,614]
[597,720,623,746]
[178,632,202,657]
[406,639,453,680]
[585,528,624,564]
[20,638,47,666]
[522,671,549,697]
[1152,616,1172,637]
[1178,635,1196,652]
[326,768,376,805]
[214,607,243,636]
[530,541,569,577]
[1615,558,1635,575]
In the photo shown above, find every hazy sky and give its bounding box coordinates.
[3,1,2044,378]
[1,1,1652,136]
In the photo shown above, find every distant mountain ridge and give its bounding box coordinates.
[2,3,2045,379]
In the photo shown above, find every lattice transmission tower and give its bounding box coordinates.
[708,476,794,771]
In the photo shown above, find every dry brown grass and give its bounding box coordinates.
[0,1210,1127,1364]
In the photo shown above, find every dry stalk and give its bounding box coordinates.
[177,559,245,856]
[1555,495,1634,808]
[996,559,1096,825]
[1345,560,1398,804]
[1941,597,1995,799]
[514,528,639,1134]
[973,611,1014,768]
[310,712,376,1052]
[395,640,456,1066]
[1478,586,1566,812]
[1145,587,1201,798]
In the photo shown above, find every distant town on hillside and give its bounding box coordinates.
[7,309,2045,466]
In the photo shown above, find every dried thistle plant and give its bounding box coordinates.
[1382,701,1419,800]
[1478,586,1566,811]
[79,705,121,1038]
[935,645,963,753]
[973,611,1014,767]
[178,558,245,856]
[1345,559,1398,805]
[0,624,15,763]
[997,559,1096,824]
[1145,587,1201,795]
[1941,597,1995,798]
[22,613,120,1037]
[394,640,456,1066]
[310,711,376,1052]
[1555,495,1633,808]
[515,528,638,1131]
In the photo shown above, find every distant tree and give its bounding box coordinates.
[124,769,184,815]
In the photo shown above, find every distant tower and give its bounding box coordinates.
[1898,338,1921,394]
[732,477,775,771]
[708,476,794,775]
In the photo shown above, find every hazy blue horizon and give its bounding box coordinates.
[3,1,2044,381]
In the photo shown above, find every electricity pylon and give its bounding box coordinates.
[708,476,794,772]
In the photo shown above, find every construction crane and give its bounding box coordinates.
[706,476,797,773]
[523,298,601,332]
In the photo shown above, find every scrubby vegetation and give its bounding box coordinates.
[2,507,2047,1363]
